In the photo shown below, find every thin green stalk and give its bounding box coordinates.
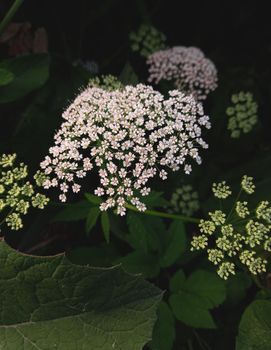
[125,203,200,223]
[0,0,24,37]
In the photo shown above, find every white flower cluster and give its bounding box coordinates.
[41,84,210,215]
[169,184,200,216]
[226,91,258,138]
[147,46,218,101]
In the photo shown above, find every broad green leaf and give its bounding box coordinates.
[101,212,110,243]
[169,270,186,293]
[0,68,14,86]
[119,250,160,278]
[0,54,50,103]
[53,200,92,222]
[150,301,176,350]
[185,270,226,308]
[169,270,226,329]
[85,207,100,233]
[126,212,149,252]
[160,220,186,267]
[0,240,162,350]
[126,213,164,253]
[236,300,271,350]
[169,291,216,329]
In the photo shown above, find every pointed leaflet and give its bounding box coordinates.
[0,240,162,350]
[169,270,226,329]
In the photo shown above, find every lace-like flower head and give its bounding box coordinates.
[147,46,218,101]
[41,84,211,215]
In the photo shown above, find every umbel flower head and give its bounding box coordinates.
[147,46,218,101]
[0,154,49,231]
[168,184,200,216]
[226,91,258,138]
[40,83,211,216]
[129,24,166,58]
[191,176,271,280]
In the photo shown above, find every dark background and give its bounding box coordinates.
[2,0,271,69]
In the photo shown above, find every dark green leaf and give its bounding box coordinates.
[141,191,169,208]
[0,240,162,349]
[226,272,251,305]
[85,207,100,233]
[126,212,149,252]
[0,68,14,86]
[169,270,186,293]
[84,192,102,205]
[160,220,187,268]
[67,244,119,267]
[119,250,160,278]
[170,291,216,329]
[101,212,110,243]
[169,270,226,329]
[0,54,50,103]
[53,200,92,222]
[236,300,271,350]
[150,301,176,350]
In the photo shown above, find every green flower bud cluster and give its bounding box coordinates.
[89,75,123,92]
[168,185,200,216]
[0,154,49,231]
[226,91,258,139]
[129,24,166,58]
[191,175,271,280]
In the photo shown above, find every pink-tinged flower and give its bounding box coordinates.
[147,46,218,101]
[41,84,211,215]
[0,22,48,56]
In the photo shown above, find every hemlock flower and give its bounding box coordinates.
[168,184,200,216]
[241,175,255,194]
[199,219,216,235]
[226,91,258,138]
[191,176,271,280]
[217,262,235,280]
[208,210,226,225]
[236,201,250,218]
[147,46,218,101]
[41,84,211,216]
[0,154,50,231]
[129,24,166,58]
[212,181,232,199]
[88,75,123,91]
[256,201,271,223]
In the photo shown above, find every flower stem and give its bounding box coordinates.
[125,203,200,223]
[0,0,24,37]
